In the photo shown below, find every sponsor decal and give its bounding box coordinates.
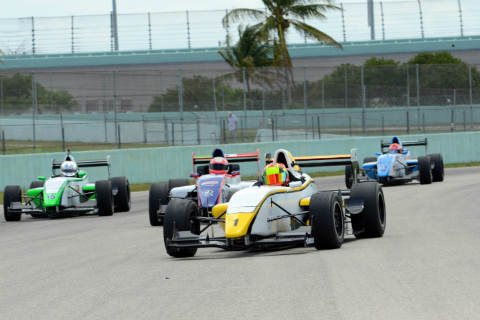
[306,238,315,245]
[75,185,80,192]
[204,190,214,197]
[201,181,219,186]
[47,195,56,200]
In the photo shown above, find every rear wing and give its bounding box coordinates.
[52,156,111,178]
[266,149,359,183]
[381,138,428,154]
[192,149,261,178]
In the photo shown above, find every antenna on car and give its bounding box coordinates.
[66,148,71,155]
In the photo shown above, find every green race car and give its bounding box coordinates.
[3,150,131,221]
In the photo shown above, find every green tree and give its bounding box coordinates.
[1,73,78,114]
[223,0,342,101]
[218,24,283,103]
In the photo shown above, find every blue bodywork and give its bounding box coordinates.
[197,174,224,209]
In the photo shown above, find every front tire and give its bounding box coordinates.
[418,156,432,185]
[149,183,169,226]
[310,191,344,250]
[345,165,353,189]
[429,153,444,182]
[110,176,131,212]
[4,185,22,221]
[96,180,114,216]
[350,182,386,238]
[163,199,200,258]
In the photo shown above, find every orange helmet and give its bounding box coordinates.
[389,143,402,154]
[262,163,289,186]
[209,157,228,174]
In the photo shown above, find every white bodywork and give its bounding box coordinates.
[227,174,318,236]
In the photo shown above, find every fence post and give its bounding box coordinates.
[451,109,454,133]
[322,81,325,110]
[243,67,247,140]
[423,113,425,134]
[186,11,191,49]
[31,17,35,54]
[178,69,184,146]
[407,65,410,109]
[340,3,346,41]
[380,1,385,40]
[0,74,3,116]
[213,78,217,121]
[271,118,275,142]
[164,117,168,144]
[32,72,36,153]
[317,116,321,139]
[262,78,265,119]
[118,124,121,149]
[104,113,108,143]
[2,130,5,155]
[350,115,353,137]
[361,67,366,137]
[382,114,385,136]
[457,0,464,36]
[416,64,420,130]
[407,111,410,134]
[469,64,473,131]
[148,12,152,50]
[71,16,75,53]
[304,66,308,139]
[311,118,315,140]
[196,118,201,145]
[463,110,466,131]
[417,0,424,38]
[50,74,54,114]
[241,116,244,143]
[221,73,225,112]
[172,122,175,146]
[222,119,226,143]
[344,65,348,108]
[143,115,147,143]
[62,127,65,152]
[113,70,118,148]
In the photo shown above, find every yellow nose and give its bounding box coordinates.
[225,213,255,238]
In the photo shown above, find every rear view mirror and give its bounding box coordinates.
[375,152,381,156]
[38,176,46,181]
[402,151,408,155]
[78,171,86,178]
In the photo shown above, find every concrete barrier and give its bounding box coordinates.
[0,132,478,191]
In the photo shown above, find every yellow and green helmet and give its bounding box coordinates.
[262,163,289,186]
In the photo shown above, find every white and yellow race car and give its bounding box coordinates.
[163,149,387,257]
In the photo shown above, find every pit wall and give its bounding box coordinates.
[0,132,478,191]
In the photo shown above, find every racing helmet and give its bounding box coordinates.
[209,157,229,174]
[389,143,402,154]
[60,161,78,177]
[262,163,289,186]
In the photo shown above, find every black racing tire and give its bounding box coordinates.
[163,199,200,258]
[310,191,344,250]
[149,183,169,226]
[345,165,353,189]
[4,185,22,222]
[429,153,444,182]
[225,190,237,202]
[168,179,190,193]
[95,180,114,216]
[364,157,378,165]
[29,181,45,189]
[350,182,386,238]
[110,176,131,212]
[418,156,432,185]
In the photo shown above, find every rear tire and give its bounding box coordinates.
[418,156,432,185]
[350,182,386,238]
[96,180,114,216]
[163,199,200,258]
[345,165,353,189]
[149,183,169,226]
[364,157,378,165]
[429,153,444,182]
[310,191,344,250]
[4,185,22,222]
[168,179,190,192]
[110,176,131,212]
[29,181,44,189]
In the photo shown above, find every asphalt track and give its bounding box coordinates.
[1,167,479,320]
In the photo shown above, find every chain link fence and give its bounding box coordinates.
[0,0,479,55]
[0,63,479,154]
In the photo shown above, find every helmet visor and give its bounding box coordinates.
[263,171,288,185]
[209,163,228,171]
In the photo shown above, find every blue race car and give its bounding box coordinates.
[345,136,444,188]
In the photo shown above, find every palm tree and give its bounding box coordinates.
[218,24,284,104]
[223,0,342,101]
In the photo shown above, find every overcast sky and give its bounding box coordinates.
[2,0,411,19]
